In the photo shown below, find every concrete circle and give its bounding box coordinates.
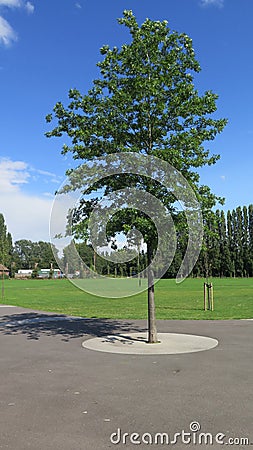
[82,332,218,355]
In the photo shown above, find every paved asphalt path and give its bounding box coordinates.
[0,306,252,449]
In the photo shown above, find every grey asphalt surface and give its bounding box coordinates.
[0,306,252,449]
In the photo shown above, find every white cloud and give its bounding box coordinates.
[35,169,57,177]
[0,0,22,7]
[75,2,82,9]
[1,191,54,242]
[0,0,34,47]
[0,158,62,241]
[0,158,29,192]
[25,1,34,14]
[30,167,62,184]
[200,0,224,7]
[0,15,17,46]
[220,175,226,180]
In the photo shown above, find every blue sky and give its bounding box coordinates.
[0,0,252,242]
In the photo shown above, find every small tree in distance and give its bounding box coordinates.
[46,10,227,343]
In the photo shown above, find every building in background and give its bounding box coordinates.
[0,264,9,277]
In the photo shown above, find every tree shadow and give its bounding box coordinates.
[0,312,146,342]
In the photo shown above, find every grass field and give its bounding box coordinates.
[1,277,253,320]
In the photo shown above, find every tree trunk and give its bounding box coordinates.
[147,243,158,343]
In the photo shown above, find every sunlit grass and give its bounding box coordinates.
[1,277,253,320]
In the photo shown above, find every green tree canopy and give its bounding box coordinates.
[13,240,58,270]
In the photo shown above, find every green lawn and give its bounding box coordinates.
[1,277,253,320]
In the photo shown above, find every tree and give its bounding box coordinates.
[13,240,34,269]
[248,205,253,276]
[209,210,221,277]
[242,206,250,277]
[219,210,232,277]
[13,240,58,270]
[0,213,13,270]
[227,210,235,277]
[200,210,219,280]
[63,241,81,275]
[234,207,244,277]
[46,10,227,342]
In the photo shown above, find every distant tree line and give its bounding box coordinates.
[62,241,147,277]
[63,205,253,279]
[1,206,253,278]
[167,205,253,279]
[13,240,58,272]
[0,213,58,277]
